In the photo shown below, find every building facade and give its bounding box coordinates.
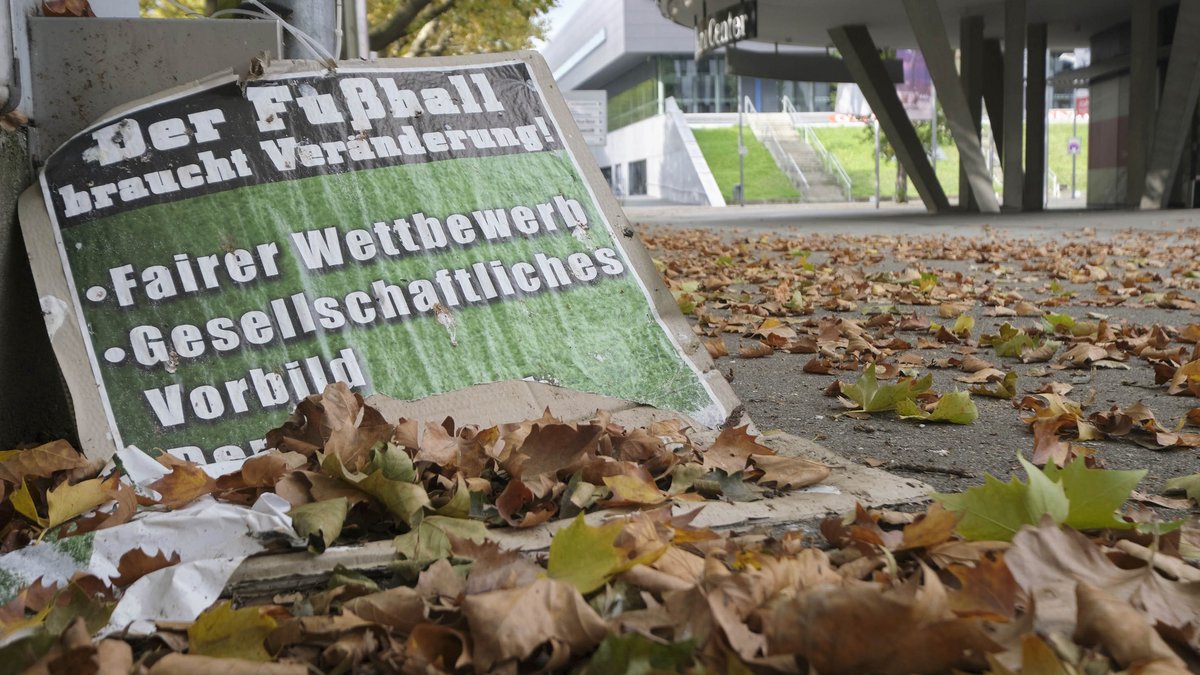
[542,0,834,201]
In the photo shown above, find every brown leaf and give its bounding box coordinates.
[148,653,307,675]
[415,558,466,603]
[341,586,427,632]
[504,423,601,481]
[493,480,555,528]
[405,624,471,672]
[1033,381,1074,396]
[1030,416,1076,467]
[148,463,217,509]
[461,578,608,672]
[321,383,395,472]
[946,554,1018,621]
[451,536,542,595]
[1006,520,1200,637]
[702,425,774,473]
[1073,581,1189,672]
[67,480,137,535]
[898,503,960,550]
[747,454,829,490]
[111,547,181,587]
[821,503,903,552]
[1169,360,1200,396]
[960,355,995,373]
[955,368,1006,384]
[0,440,87,484]
[703,338,728,358]
[240,451,307,488]
[41,0,95,18]
[803,357,834,374]
[737,341,774,359]
[765,576,1000,674]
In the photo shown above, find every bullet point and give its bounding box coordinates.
[104,347,125,363]
[86,286,107,302]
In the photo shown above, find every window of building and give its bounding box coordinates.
[605,54,837,132]
[628,160,647,195]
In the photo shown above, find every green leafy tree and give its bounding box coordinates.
[367,0,554,57]
[139,0,555,57]
[864,104,951,203]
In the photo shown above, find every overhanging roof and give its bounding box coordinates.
[657,0,1174,50]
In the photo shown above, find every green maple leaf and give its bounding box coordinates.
[581,634,696,675]
[1164,473,1200,504]
[936,456,1148,541]
[1045,458,1145,531]
[896,390,978,424]
[546,514,626,594]
[1042,313,1076,331]
[934,457,1068,541]
[290,497,349,553]
[393,515,487,562]
[842,363,932,413]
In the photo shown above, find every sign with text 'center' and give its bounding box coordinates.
[39,55,723,465]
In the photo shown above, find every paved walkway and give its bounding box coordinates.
[626,201,1200,238]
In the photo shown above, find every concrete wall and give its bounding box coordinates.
[0,130,74,447]
[602,99,724,205]
[1087,75,1129,208]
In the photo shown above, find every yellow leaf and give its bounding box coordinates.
[11,480,47,527]
[602,475,666,505]
[547,515,626,594]
[952,314,975,337]
[188,601,277,661]
[46,475,119,529]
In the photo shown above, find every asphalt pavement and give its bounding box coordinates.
[628,202,1200,500]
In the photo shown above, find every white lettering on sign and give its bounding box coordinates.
[695,4,755,58]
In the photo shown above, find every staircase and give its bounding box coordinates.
[756,114,849,202]
[742,97,852,203]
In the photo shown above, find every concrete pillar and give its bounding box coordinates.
[903,0,999,212]
[1142,0,1200,209]
[982,39,1005,158]
[1023,23,1047,211]
[1126,0,1158,207]
[959,15,985,212]
[830,24,950,212]
[1002,0,1025,210]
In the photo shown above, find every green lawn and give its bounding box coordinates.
[692,127,801,203]
[811,122,1087,202]
[813,126,961,201]
[1047,123,1088,196]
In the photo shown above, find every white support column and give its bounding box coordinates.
[1022,23,1047,211]
[903,0,999,212]
[1002,0,1025,210]
[1126,0,1159,206]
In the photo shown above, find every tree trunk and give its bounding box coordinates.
[895,163,909,203]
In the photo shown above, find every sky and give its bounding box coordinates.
[533,0,588,50]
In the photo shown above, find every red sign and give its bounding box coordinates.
[1074,93,1090,117]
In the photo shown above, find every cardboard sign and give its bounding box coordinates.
[27,53,730,466]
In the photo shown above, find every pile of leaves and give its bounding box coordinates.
[3,445,1200,672]
[0,383,830,557]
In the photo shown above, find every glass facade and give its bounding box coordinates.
[606,54,835,131]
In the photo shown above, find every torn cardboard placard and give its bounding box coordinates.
[20,52,736,465]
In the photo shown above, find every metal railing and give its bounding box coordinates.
[1047,168,1062,199]
[743,96,809,198]
[783,96,853,201]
